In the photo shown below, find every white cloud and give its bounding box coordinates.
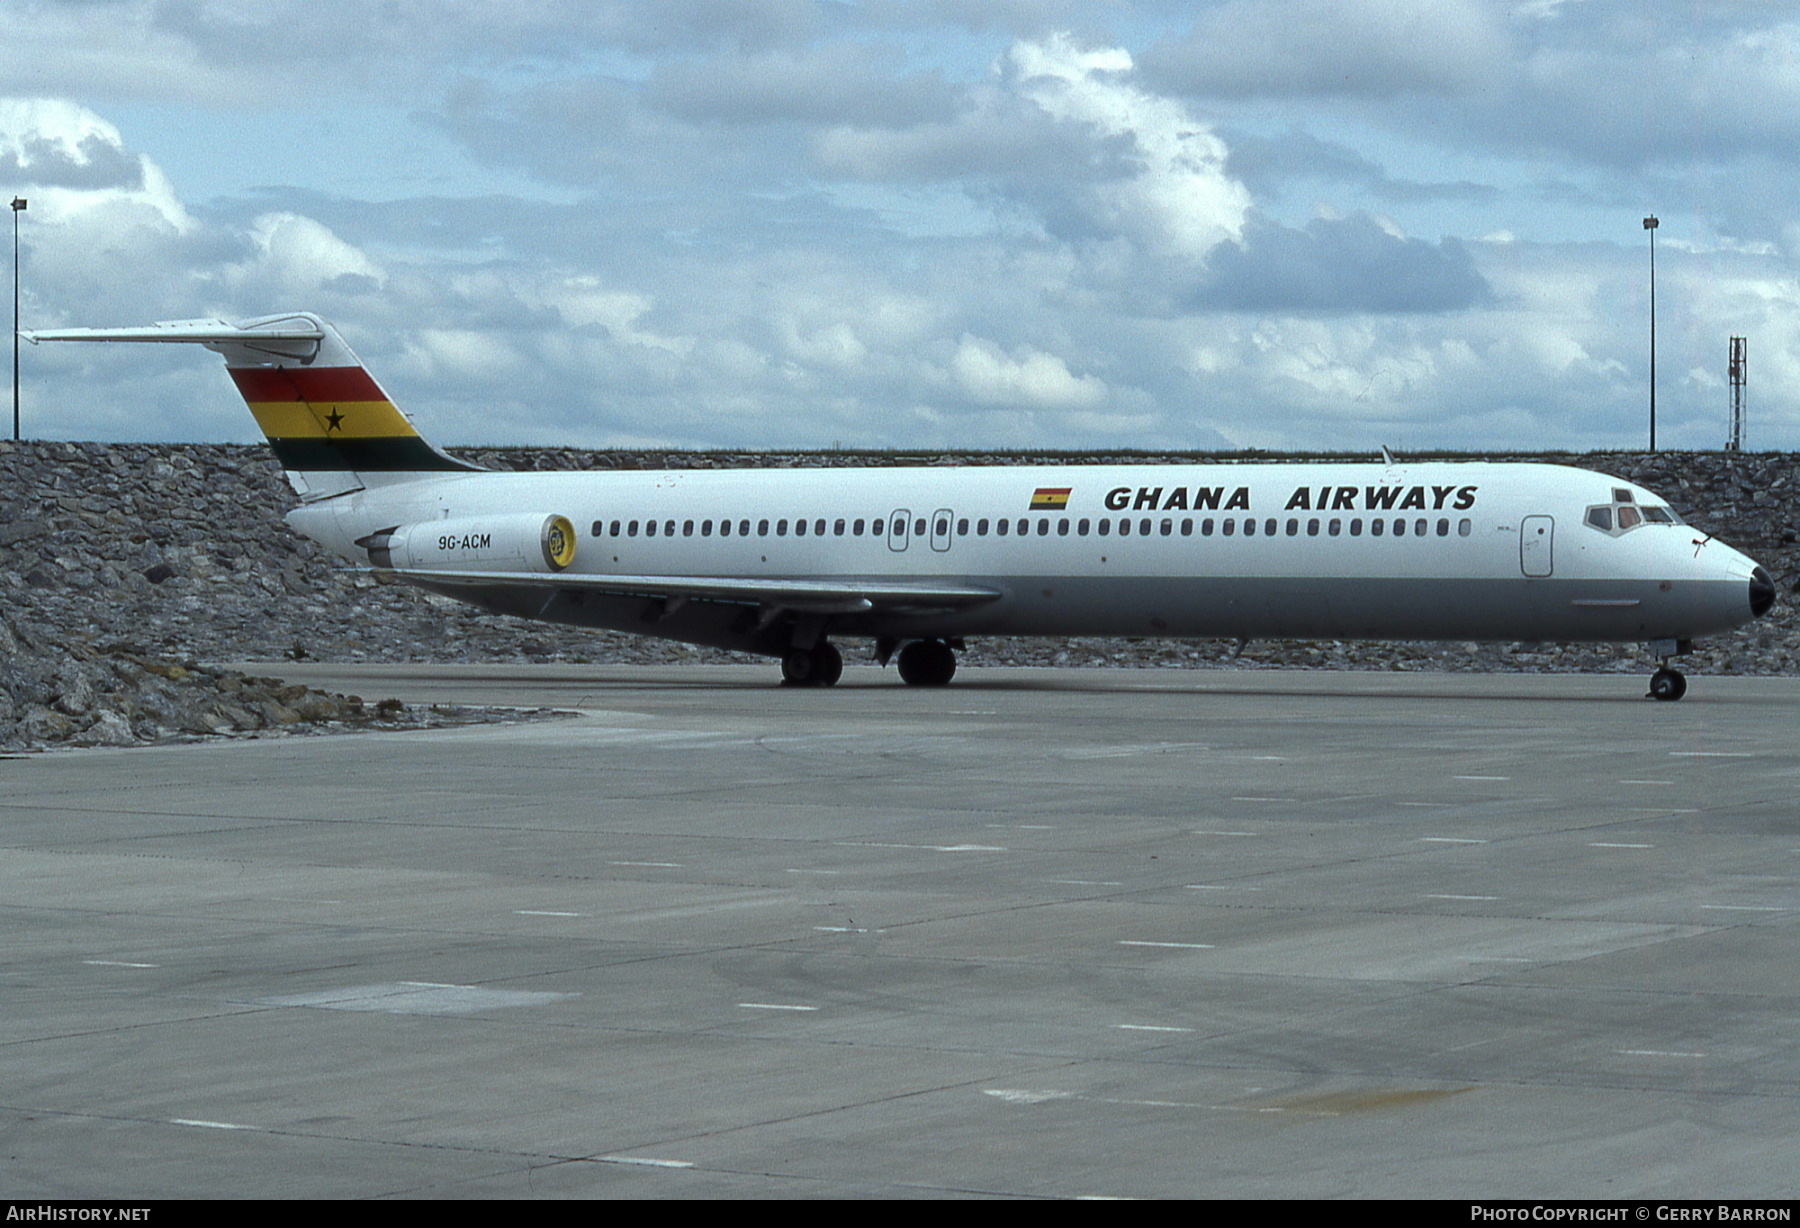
[0,98,192,232]
[529,276,693,355]
[1010,34,1252,262]
[950,334,1107,409]
[235,213,387,294]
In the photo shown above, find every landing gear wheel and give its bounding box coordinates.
[896,639,956,687]
[1647,667,1687,702]
[781,641,843,687]
[809,641,843,687]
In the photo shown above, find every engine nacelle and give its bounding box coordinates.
[358,513,577,573]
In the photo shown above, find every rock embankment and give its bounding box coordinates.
[2,441,1794,748]
[0,605,406,749]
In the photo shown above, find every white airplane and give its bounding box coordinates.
[27,312,1774,699]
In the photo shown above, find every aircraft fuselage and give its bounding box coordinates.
[288,460,1767,658]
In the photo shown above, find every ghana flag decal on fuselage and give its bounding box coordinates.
[1030,487,1071,511]
[227,366,472,472]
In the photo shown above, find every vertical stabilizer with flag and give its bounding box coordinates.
[23,311,479,498]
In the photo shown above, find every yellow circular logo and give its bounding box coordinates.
[542,514,576,571]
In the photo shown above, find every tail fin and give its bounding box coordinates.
[24,311,478,498]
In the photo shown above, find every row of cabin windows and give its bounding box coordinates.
[593,515,1477,540]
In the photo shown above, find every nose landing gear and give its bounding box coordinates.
[1645,637,1692,702]
[1647,666,1687,702]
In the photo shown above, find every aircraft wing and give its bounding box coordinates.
[378,568,1004,616]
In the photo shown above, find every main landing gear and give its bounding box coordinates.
[896,638,957,687]
[775,637,960,688]
[781,641,843,687]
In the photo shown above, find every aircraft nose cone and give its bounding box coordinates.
[1749,566,1776,619]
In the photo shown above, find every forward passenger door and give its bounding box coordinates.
[1520,515,1554,577]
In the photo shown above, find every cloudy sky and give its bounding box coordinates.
[4,1,1798,453]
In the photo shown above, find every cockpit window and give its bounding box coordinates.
[1586,489,1679,536]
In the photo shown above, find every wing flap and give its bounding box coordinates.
[378,568,1002,615]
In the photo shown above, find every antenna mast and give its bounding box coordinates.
[1727,336,1746,451]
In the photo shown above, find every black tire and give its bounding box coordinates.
[897,639,956,686]
[810,642,843,687]
[781,642,843,687]
[1648,667,1687,702]
[781,649,816,686]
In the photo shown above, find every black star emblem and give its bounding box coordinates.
[324,407,345,433]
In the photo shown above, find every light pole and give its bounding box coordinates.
[1643,214,1658,452]
[11,190,23,439]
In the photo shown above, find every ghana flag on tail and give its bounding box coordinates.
[22,312,478,477]
[227,364,471,473]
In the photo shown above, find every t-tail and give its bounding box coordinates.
[23,312,479,498]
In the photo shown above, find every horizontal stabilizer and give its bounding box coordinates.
[23,319,325,346]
